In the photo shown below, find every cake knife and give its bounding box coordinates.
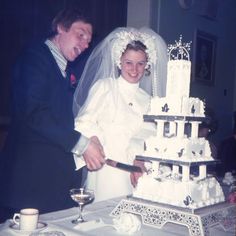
[105,159,142,173]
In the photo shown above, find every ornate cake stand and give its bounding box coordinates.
[110,196,236,236]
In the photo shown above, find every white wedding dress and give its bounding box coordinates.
[75,76,151,202]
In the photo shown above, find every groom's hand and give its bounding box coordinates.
[83,136,105,170]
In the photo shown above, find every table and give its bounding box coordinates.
[0,197,235,236]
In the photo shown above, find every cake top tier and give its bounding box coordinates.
[167,35,191,61]
[166,36,192,98]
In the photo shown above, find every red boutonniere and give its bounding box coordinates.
[70,74,77,87]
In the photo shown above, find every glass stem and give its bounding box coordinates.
[78,203,84,221]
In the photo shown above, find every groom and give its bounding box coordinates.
[0,7,105,222]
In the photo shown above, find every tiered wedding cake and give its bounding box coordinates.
[132,36,225,210]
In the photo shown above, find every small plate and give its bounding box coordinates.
[9,222,47,234]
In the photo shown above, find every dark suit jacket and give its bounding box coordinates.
[0,41,82,214]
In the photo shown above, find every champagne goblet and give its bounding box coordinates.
[70,188,94,224]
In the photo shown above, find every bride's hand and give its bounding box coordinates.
[130,160,146,187]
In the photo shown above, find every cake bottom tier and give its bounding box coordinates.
[133,173,225,209]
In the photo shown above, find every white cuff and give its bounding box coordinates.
[72,135,90,170]
[73,155,86,170]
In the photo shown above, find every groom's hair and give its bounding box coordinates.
[50,7,92,37]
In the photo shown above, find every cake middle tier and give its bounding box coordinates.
[143,136,213,162]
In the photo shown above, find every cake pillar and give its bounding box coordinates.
[190,121,201,138]
[156,120,165,137]
[199,165,207,179]
[182,165,190,181]
[152,161,160,177]
[176,121,185,138]
[168,121,176,136]
[172,165,179,175]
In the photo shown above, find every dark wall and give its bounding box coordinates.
[0,0,127,148]
[0,0,127,117]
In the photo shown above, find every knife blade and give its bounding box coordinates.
[105,158,142,173]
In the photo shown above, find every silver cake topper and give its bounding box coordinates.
[167,35,192,61]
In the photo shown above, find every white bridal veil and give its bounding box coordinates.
[73,27,168,116]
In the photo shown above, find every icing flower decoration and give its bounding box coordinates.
[113,213,141,234]
[112,30,157,69]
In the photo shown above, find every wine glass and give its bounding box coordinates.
[69,188,95,224]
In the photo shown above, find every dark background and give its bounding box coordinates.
[0,0,128,148]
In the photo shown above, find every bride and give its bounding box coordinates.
[73,27,167,202]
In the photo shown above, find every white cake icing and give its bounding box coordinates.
[133,36,225,209]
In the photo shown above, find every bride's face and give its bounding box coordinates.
[120,49,147,84]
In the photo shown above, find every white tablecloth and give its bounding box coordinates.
[0,197,235,236]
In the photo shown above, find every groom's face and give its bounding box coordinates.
[57,21,92,61]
